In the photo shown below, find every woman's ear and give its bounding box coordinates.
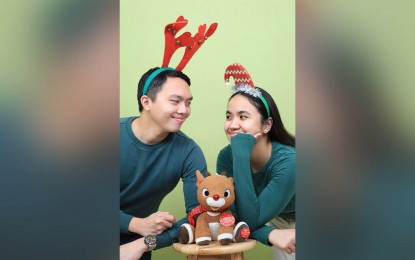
[263,117,273,133]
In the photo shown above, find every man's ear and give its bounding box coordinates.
[263,117,273,134]
[140,95,151,111]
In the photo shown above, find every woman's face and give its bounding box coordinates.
[224,94,265,142]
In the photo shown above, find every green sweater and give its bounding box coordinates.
[216,134,295,245]
[120,117,207,250]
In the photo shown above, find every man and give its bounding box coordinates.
[119,67,207,260]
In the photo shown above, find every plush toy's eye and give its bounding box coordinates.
[202,188,209,197]
[224,189,231,197]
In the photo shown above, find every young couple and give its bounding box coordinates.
[120,65,295,260]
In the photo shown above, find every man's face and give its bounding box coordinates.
[148,77,193,133]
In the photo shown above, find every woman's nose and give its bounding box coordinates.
[229,118,240,129]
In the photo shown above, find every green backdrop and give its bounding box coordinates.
[120,0,295,258]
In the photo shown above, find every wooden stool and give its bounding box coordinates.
[172,239,256,260]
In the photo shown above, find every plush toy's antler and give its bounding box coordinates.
[162,16,218,71]
[224,63,255,87]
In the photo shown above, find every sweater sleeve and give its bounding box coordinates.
[250,225,275,246]
[228,134,295,230]
[120,210,133,233]
[155,216,188,249]
[156,143,207,249]
[182,144,207,214]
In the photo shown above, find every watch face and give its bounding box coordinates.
[145,235,157,246]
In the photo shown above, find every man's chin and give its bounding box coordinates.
[167,125,182,133]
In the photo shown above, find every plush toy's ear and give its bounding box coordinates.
[196,170,205,186]
[228,177,234,184]
[220,171,228,177]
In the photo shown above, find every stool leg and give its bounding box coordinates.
[230,252,243,260]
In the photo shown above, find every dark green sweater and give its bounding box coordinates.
[216,133,295,245]
[120,117,207,250]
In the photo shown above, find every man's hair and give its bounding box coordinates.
[137,67,191,112]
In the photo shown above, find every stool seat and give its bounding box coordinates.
[172,239,256,260]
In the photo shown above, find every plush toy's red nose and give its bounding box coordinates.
[213,194,219,201]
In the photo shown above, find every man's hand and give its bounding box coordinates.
[268,229,296,254]
[120,238,147,260]
[129,211,176,236]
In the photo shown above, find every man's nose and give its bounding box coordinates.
[177,102,188,114]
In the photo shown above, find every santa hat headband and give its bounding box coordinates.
[143,16,218,95]
[224,63,270,117]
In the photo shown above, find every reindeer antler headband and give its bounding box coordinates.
[142,16,218,96]
[224,63,271,117]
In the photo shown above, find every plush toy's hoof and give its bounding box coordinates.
[195,237,211,245]
[179,224,194,244]
[234,222,250,243]
[218,233,233,245]
[219,238,232,245]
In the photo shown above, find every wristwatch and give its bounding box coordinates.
[144,235,157,251]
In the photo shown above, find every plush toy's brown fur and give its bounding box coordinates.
[179,170,250,245]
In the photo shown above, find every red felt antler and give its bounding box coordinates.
[224,63,255,87]
[162,16,218,71]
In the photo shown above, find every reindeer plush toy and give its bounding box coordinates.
[179,170,250,245]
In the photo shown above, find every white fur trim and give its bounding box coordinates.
[208,222,220,240]
[181,223,193,244]
[196,237,211,244]
[207,211,220,216]
[218,233,233,241]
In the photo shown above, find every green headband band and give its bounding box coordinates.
[259,95,271,117]
[230,84,271,117]
[142,67,175,96]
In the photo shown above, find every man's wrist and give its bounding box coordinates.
[128,217,142,235]
[144,234,157,251]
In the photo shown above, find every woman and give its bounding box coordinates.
[217,63,296,259]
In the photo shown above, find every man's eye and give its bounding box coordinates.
[170,100,179,104]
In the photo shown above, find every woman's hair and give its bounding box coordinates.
[137,67,191,112]
[230,87,295,147]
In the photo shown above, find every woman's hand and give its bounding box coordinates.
[253,132,262,139]
[268,228,296,254]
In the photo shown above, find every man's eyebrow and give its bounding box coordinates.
[169,94,193,101]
